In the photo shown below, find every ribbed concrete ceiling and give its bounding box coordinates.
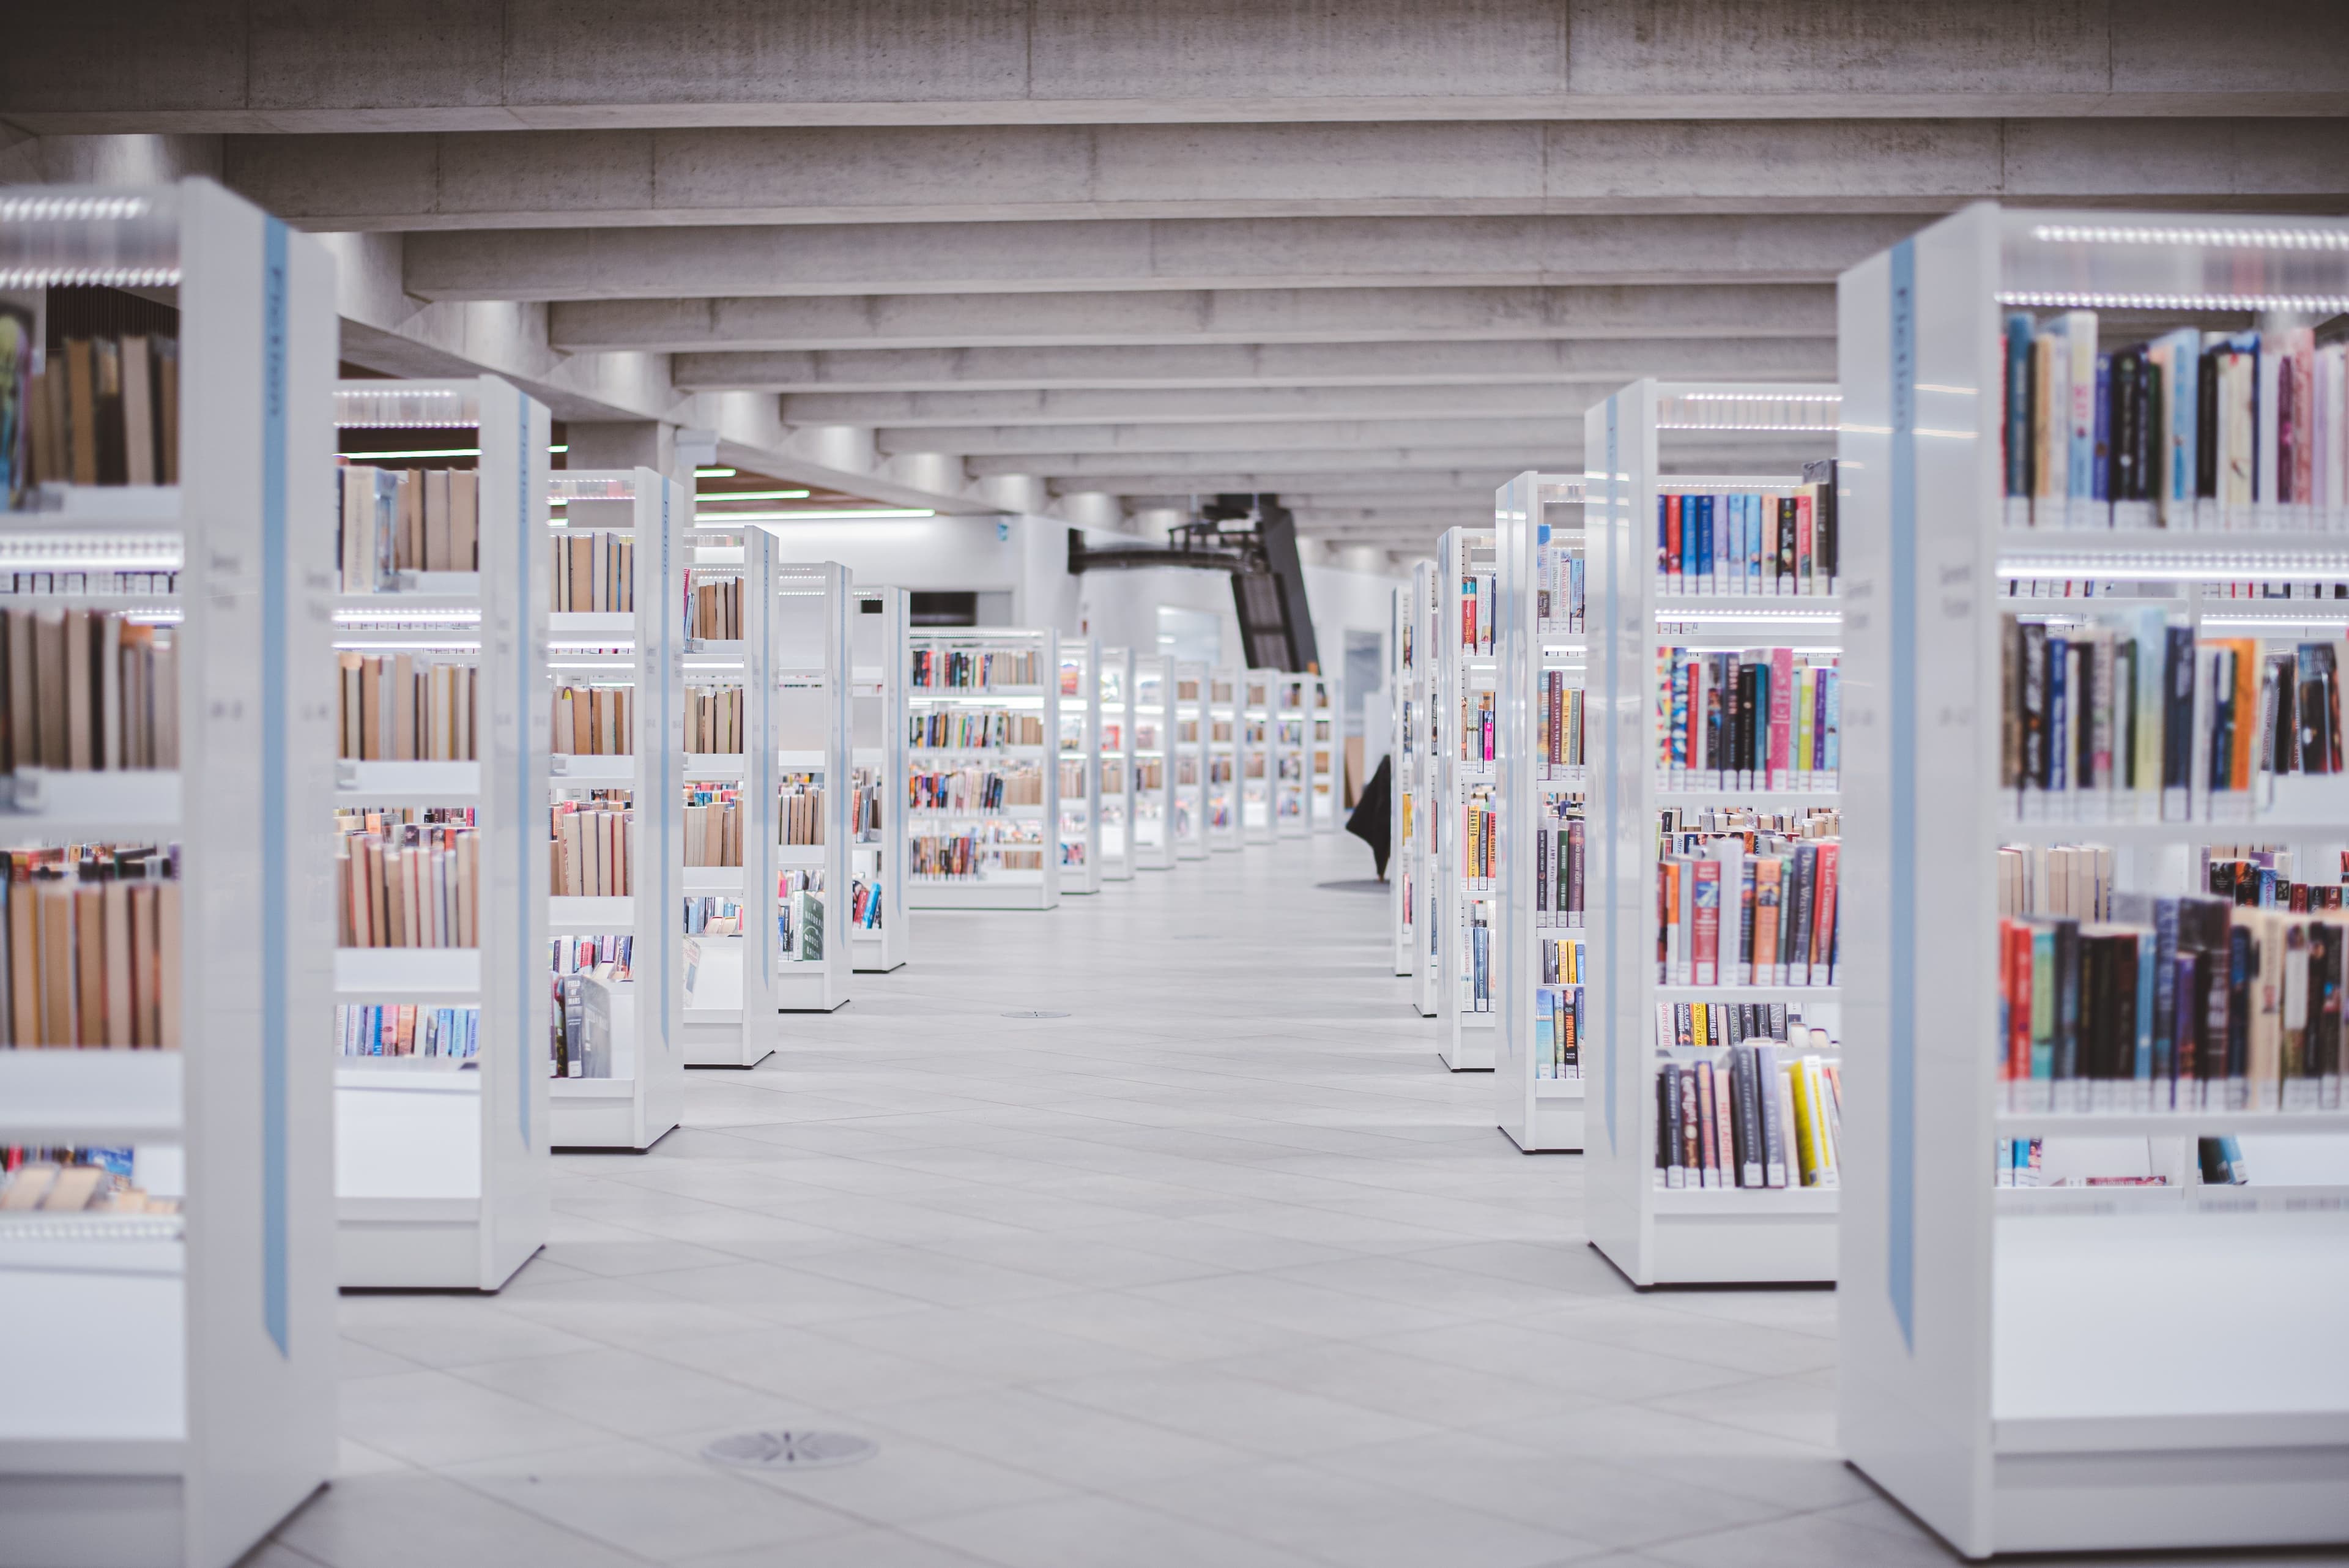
[6,0,2345,557]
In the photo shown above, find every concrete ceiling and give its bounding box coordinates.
[6,0,2347,561]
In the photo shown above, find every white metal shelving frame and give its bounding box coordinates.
[1097,645,1135,881]
[850,586,909,971]
[1273,674,1310,839]
[330,374,551,1292]
[1436,527,1498,1071]
[908,626,1061,908]
[1129,653,1176,871]
[1173,660,1209,861]
[1583,380,1844,1284]
[1056,636,1102,893]
[0,177,341,1568]
[1408,569,1442,1017]
[1391,582,1416,976]
[1207,665,1242,851]
[673,525,779,1065]
[770,562,854,1003]
[1308,672,1340,833]
[544,467,684,1143]
[1839,204,2349,1558]
[1240,669,1276,845]
[1497,474,1590,1153]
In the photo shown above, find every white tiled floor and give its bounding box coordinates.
[254,835,2339,1567]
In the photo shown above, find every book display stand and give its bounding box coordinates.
[1208,665,1242,851]
[1581,380,1844,1285]
[850,586,908,972]
[1408,568,1442,1017]
[1437,526,1500,1071]
[1129,654,1175,871]
[330,374,552,1290]
[1241,670,1277,844]
[1056,636,1102,893]
[1309,674,1340,833]
[768,563,854,1003]
[544,468,684,1143]
[908,627,1061,908]
[1173,660,1209,861]
[1274,674,1310,839]
[1496,475,1589,1153]
[0,177,341,1568]
[669,524,776,1066]
[1839,204,2349,1557]
[1096,645,1135,881]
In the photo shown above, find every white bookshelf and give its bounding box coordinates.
[1240,669,1277,844]
[0,177,338,1568]
[1308,672,1341,833]
[1173,660,1209,861]
[770,562,855,1004]
[1496,474,1590,1153]
[1406,569,1441,1018]
[1581,381,1843,1285]
[1097,644,1135,880]
[1129,653,1176,871]
[1391,582,1416,976]
[908,626,1061,908]
[1436,527,1497,1071]
[544,467,684,1145]
[850,586,910,970]
[1838,204,2349,1557]
[331,374,552,1291]
[673,525,778,1066]
[1207,665,1242,851]
[1273,673,1310,839]
[1056,636,1103,893]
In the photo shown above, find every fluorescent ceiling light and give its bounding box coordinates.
[699,489,812,502]
[695,467,737,477]
[695,508,935,524]
[341,443,570,460]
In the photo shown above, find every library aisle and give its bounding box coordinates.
[272,833,1932,1568]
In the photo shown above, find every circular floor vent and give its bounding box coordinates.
[1000,1009,1072,1019]
[701,1431,877,1471]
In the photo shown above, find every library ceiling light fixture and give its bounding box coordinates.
[0,267,178,288]
[332,607,480,625]
[699,489,812,502]
[2028,223,2349,251]
[1673,392,1842,404]
[696,508,935,524]
[0,195,150,221]
[1997,290,2349,314]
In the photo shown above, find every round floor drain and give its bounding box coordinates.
[1001,1009,1071,1019]
[702,1430,876,1470]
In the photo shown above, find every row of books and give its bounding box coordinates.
[553,933,632,979]
[1537,935,1585,1079]
[1657,832,1841,988]
[779,870,825,959]
[1534,805,1586,928]
[337,823,477,948]
[683,790,739,869]
[0,847,179,1049]
[2002,313,2349,532]
[1,607,180,773]
[779,778,826,846]
[2,325,180,501]
[337,465,480,590]
[1462,912,1491,1014]
[1060,757,1089,800]
[551,530,635,613]
[338,653,476,762]
[1997,894,2347,1113]
[1997,842,2115,921]
[909,765,1041,814]
[1461,690,1495,765]
[1460,556,1497,653]
[1460,784,1495,887]
[1540,673,1586,775]
[685,686,742,754]
[1651,1001,1836,1053]
[549,947,627,1080]
[551,802,631,897]
[851,767,884,842]
[0,571,179,595]
[0,1148,176,1214]
[1657,647,1840,793]
[2000,614,2343,812]
[1537,532,1586,632]
[336,1003,478,1060]
[911,648,1038,689]
[1657,476,1838,598]
[2208,850,2347,911]
[1659,804,1841,841]
[911,710,1045,749]
[1135,757,1165,789]
[553,683,633,756]
[848,876,882,931]
[682,897,740,936]
[1657,1047,1841,1190]
[688,576,742,640]
[908,831,1046,879]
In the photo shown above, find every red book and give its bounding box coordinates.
[1808,842,1838,986]
[1665,494,1682,588]
[1461,578,1475,648]
[1795,492,1814,594]
[2003,920,2032,1087]
[1694,1061,1721,1187]
[1691,858,1721,986]
[1768,647,1795,790]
